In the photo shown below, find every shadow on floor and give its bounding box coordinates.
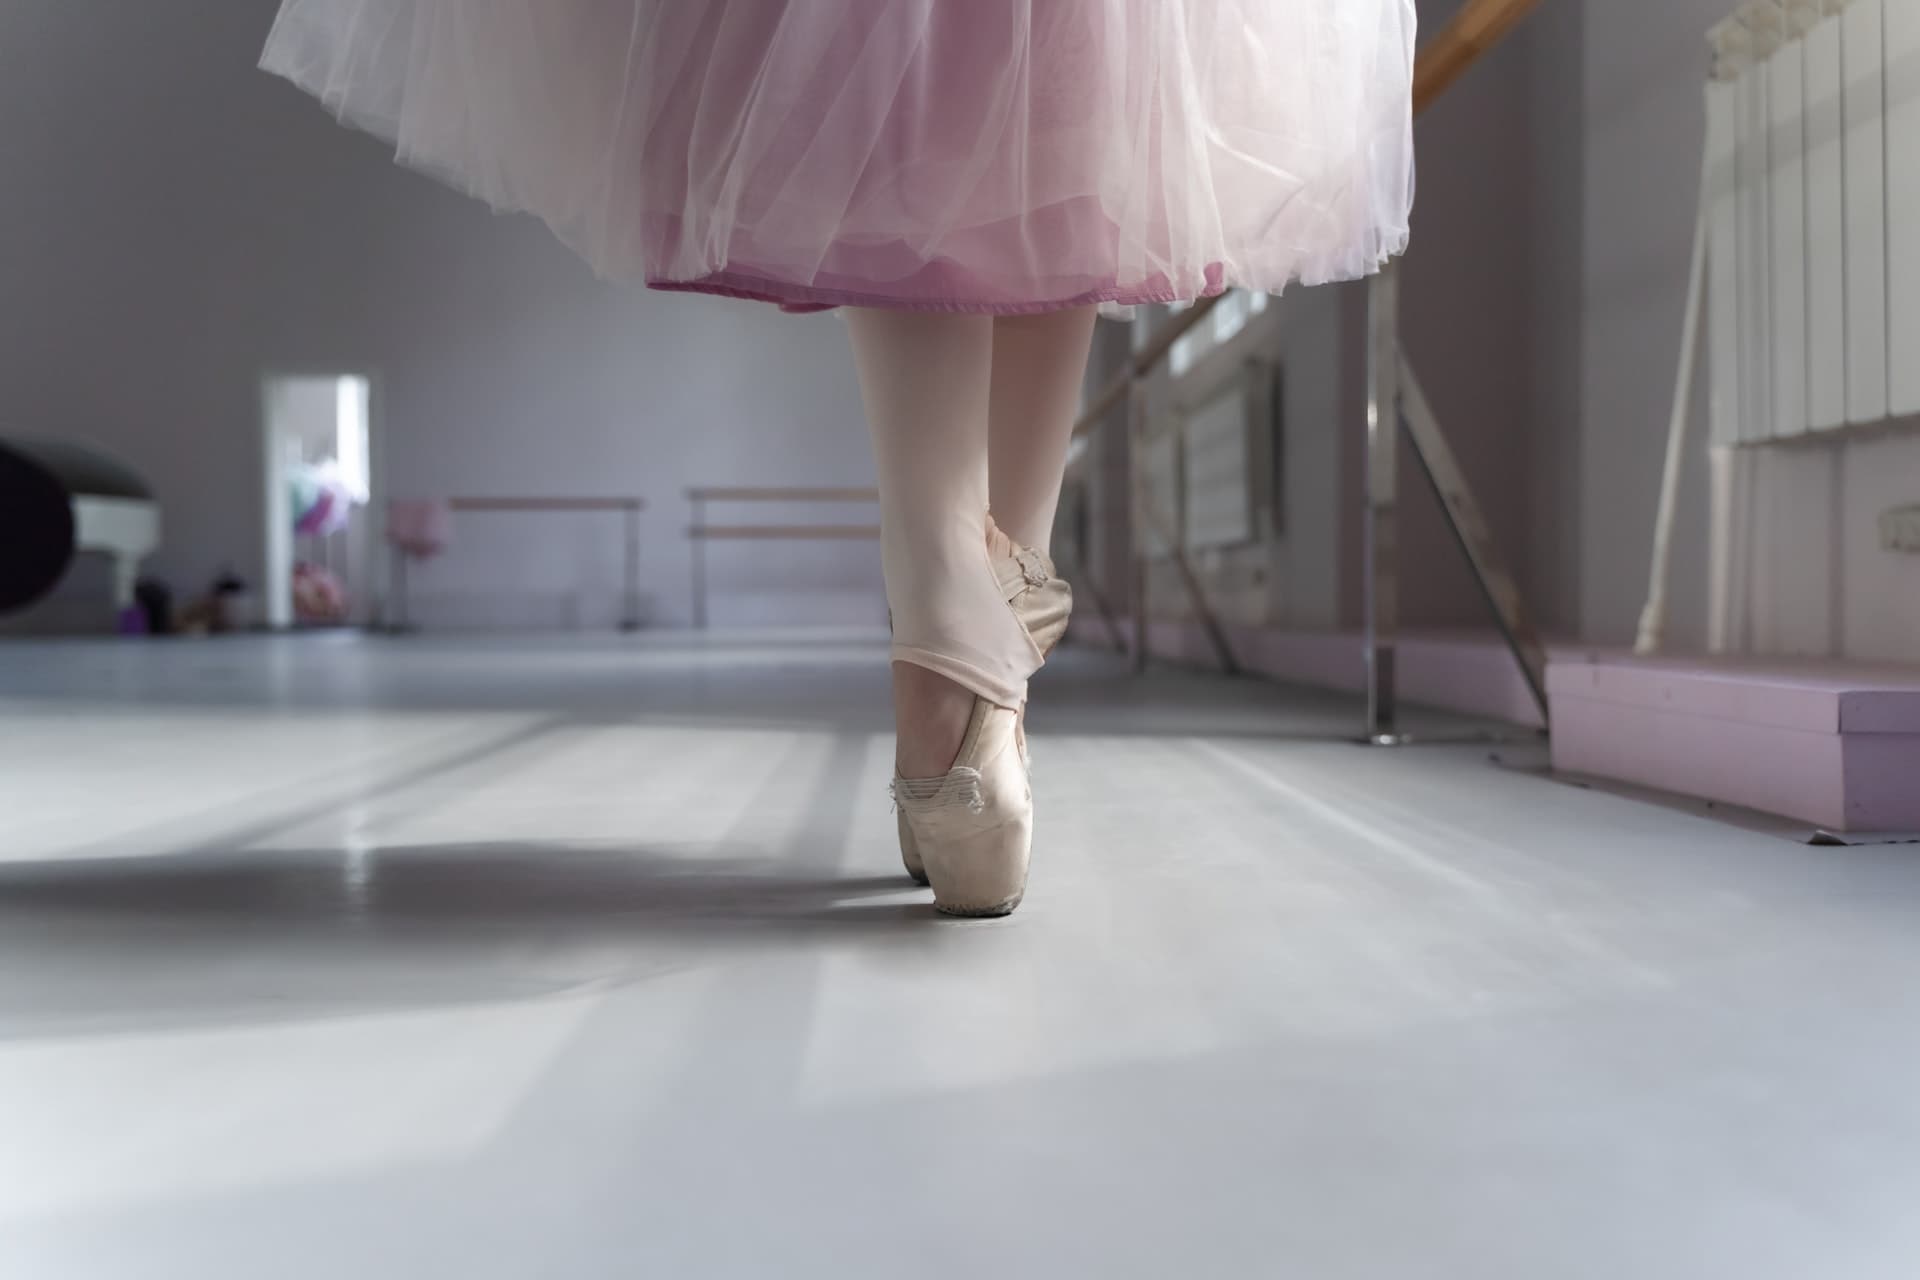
[0,841,929,928]
[0,842,945,1042]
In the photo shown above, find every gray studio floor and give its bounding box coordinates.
[2,631,1919,1279]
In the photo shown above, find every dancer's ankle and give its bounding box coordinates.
[892,661,974,778]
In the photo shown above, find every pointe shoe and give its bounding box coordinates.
[897,518,1071,897]
[892,695,1031,917]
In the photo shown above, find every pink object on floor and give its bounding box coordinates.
[292,561,349,624]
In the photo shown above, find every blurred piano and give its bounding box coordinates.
[0,437,161,629]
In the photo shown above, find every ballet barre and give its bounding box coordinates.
[390,496,645,632]
[1069,0,1551,745]
[685,486,880,628]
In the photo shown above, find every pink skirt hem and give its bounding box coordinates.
[647,264,1251,316]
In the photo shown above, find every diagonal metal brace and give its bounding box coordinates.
[1395,352,1552,727]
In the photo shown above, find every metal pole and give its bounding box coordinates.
[1364,263,1404,744]
[690,495,706,630]
[1131,554,1148,674]
[1126,383,1149,673]
[621,503,641,632]
[391,547,409,634]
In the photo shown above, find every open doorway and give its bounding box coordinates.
[261,374,377,630]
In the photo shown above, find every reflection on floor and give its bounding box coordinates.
[2,632,1919,1279]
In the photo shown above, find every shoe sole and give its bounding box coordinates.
[935,892,1024,919]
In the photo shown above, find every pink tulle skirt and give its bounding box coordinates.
[261,1,1416,314]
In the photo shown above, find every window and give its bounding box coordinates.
[1168,290,1269,378]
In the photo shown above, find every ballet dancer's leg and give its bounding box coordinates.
[847,307,1085,917]
[986,306,1100,556]
[845,309,1040,780]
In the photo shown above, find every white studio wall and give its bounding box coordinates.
[0,1,878,632]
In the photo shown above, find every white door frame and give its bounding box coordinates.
[258,370,386,630]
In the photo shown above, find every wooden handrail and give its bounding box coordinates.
[683,486,882,625]
[450,496,643,512]
[1414,0,1543,114]
[1074,300,1233,434]
[1070,0,1545,439]
[688,524,881,540]
[686,486,878,503]
[395,495,645,631]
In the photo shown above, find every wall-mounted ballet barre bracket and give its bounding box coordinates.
[1362,260,1552,743]
[1123,382,1243,677]
[1094,260,1549,739]
[1064,0,1552,738]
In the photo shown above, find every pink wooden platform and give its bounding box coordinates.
[1550,657,1920,833]
[1068,616,1920,832]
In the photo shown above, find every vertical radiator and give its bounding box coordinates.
[1707,0,1920,445]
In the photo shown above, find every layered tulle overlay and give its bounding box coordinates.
[261,1,1416,313]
